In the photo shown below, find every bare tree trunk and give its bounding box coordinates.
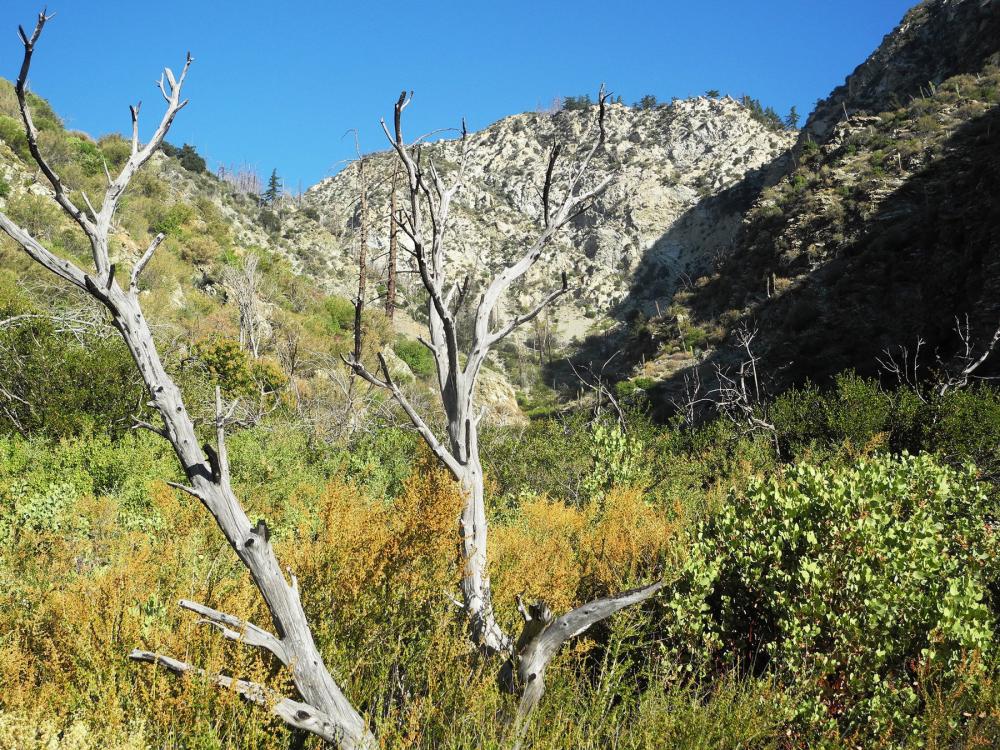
[353,157,368,363]
[347,88,663,729]
[0,16,375,747]
[454,430,509,653]
[386,165,399,320]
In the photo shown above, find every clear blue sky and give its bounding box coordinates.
[2,1,915,190]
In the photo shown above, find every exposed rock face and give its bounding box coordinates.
[295,98,794,344]
[804,0,1000,144]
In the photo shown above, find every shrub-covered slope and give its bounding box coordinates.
[627,0,1000,401]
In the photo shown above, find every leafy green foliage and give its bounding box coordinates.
[562,94,593,111]
[394,337,435,378]
[150,202,196,236]
[615,377,656,400]
[162,141,208,173]
[0,275,145,438]
[192,336,287,401]
[66,135,104,176]
[583,421,647,498]
[665,453,997,740]
[0,114,29,160]
[322,295,356,334]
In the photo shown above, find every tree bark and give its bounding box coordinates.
[0,15,376,748]
[385,165,399,320]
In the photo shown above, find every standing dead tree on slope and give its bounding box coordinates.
[0,13,376,749]
[878,314,1000,401]
[346,88,664,740]
[222,252,266,358]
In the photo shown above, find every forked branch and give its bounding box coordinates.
[0,15,374,750]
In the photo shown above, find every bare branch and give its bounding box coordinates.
[0,214,88,291]
[178,599,288,664]
[130,233,165,292]
[487,284,570,347]
[128,650,350,745]
[344,352,462,477]
[509,579,664,747]
[14,11,97,244]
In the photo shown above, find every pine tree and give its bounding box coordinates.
[785,105,800,130]
[263,168,282,205]
[635,94,658,110]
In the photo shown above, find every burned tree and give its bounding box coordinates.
[878,314,1000,400]
[353,155,370,363]
[385,164,400,319]
[0,13,375,748]
[346,88,662,733]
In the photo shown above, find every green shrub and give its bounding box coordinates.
[162,142,207,173]
[615,377,656,401]
[25,92,61,132]
[192,336,287,401]
[0,176,9,199]
[259,208,281,232]
[681,325,708,351]
[0,114,29,160]
[771,374,923,458]
[665,453,997,740]
[3,193,62,240]
[67,135,104,176]
[927,385,1000,482]
[582,421,647,498]
[322,295,356,333]
[394,337,434,378]
[150,202,195,236]
[98,135,131,171]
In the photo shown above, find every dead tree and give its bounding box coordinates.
[346,88,662,734]
[672,323,778,443]
[223,253,265,358]
[385,164,400,320]
[707,324,778,445]
[0,14,375,748]
[352,155,371,363]
[877,314,1000,401]
[936,315,1000,396]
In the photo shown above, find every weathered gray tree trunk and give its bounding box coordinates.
[348,88,665,728]
[0,13,375,749]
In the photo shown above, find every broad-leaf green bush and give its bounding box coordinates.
[665,452,998,741]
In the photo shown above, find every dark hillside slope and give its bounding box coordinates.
[629,0,1000,403]
[805,0,1000,143]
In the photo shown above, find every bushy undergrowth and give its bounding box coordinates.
[2,373,1000,747]
[665,453,998,742]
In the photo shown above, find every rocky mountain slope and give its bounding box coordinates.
[804,0,1000,144]
[627,0,1000,407]
[295,98,794,344]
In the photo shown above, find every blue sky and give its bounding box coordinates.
[2,1,915,190]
